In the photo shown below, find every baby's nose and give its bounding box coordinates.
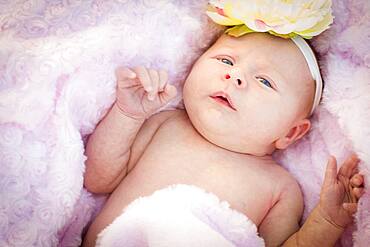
[224,68,246,88]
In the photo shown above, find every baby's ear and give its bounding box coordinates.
[274,119,311,150]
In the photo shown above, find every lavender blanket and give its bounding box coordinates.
[0,0,369,246]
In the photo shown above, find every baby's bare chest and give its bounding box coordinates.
[119,117,281,225]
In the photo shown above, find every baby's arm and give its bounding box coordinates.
[258,178,304,246]
[282,154,364,247]
[84,67,177,194]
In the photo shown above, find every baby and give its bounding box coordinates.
[83,33,364,246]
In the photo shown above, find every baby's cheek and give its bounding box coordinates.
[207,108,222,120]
[252,119,285,144]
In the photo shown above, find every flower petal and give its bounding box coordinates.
[226,25,255,37]
[207,0,334,39]
[206,11,244,26]
[296,11,334,37]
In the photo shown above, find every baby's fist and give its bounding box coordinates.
[115,67,177,119]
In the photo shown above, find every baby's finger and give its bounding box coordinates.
[338,154,359,178]
[115,67,136,85]
[159,84,177,104]
[350,174,364,187]
[323,156,337,187]
[134,66,154,95]
[343,203,357,215]
[148,69,160,101]
[158,70,168,92]
[353,187,364,199]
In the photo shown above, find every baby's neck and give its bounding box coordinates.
[194,127,274,162]
[238,151,274,162]
[199,130,275,161]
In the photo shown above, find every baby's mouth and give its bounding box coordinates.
[210,92,237,111]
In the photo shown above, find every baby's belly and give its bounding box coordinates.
[97,154,275,232]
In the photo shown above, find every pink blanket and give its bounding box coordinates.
[0,0,369,246]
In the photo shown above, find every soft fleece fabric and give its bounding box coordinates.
[0,0,369,246]
[96,184,264,247]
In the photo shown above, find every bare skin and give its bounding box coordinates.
[83,109,303,247]
[83,33,364,247]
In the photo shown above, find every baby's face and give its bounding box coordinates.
[183,33,315,155]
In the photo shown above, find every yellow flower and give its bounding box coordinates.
[206,0,334,39]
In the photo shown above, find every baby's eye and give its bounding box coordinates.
[256,76,273,88]
[218,58,233,66]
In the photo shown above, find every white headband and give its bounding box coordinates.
[291,36,323,116]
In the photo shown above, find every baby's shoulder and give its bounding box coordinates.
[266,160,297,181]
[149,109,183,122]
[263,161,303,200]
[142,109,184,129]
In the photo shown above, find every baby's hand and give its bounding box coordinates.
[114,67,177,119]
[319,154,364,228]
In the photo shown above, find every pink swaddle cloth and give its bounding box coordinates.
[96,184,265,247]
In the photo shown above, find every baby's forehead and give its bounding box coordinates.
[215,33,299,60]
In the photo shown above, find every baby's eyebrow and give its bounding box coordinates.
[215,46,240,59]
